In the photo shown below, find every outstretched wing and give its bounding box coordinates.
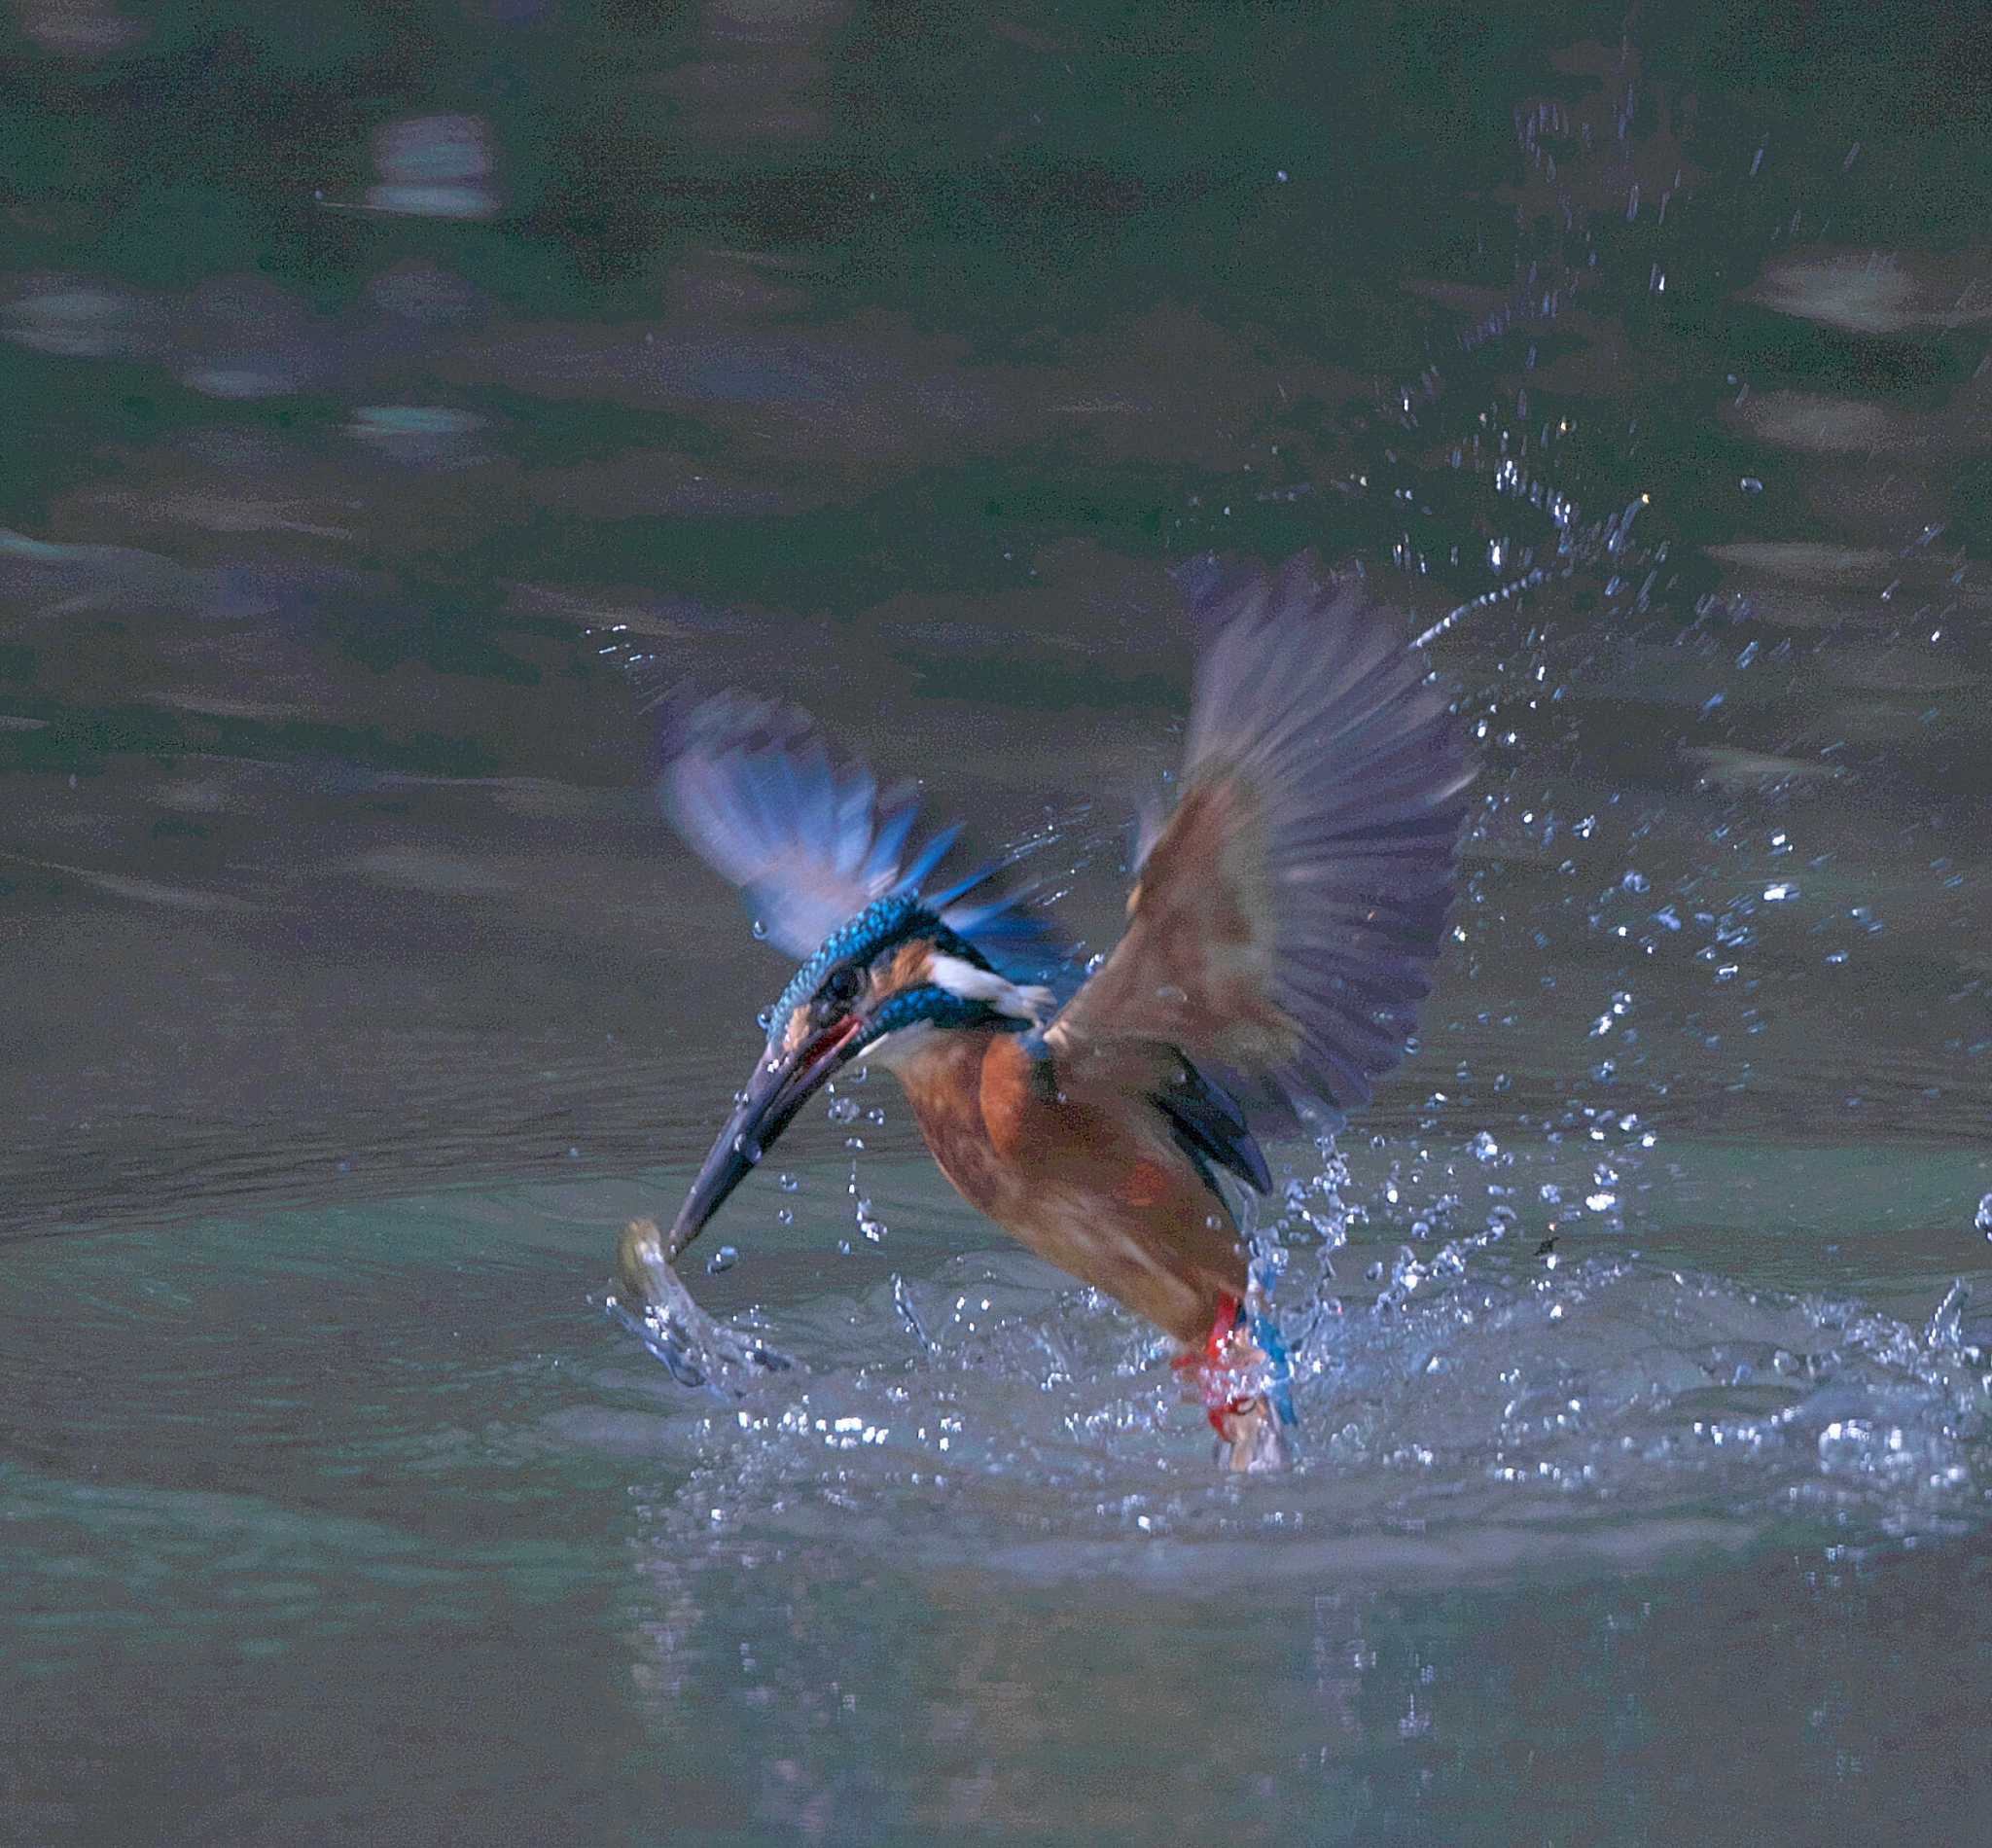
[1047,553,1475,1130]
[658,690,1070,985]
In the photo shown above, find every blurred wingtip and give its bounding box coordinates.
[649,684,1078,981]
[1171,548,1364,646]
[1067,547,1476,1127]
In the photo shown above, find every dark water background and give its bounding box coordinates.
[4,3,1991,1841]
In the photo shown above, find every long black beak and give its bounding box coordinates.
[664,1014,865,1262]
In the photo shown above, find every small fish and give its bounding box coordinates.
[609,1218,792,1395]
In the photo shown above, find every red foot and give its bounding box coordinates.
[1170,1294,1254,1436]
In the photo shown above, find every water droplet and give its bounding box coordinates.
[706,1245,738,1275]
[731,1134,763,1163]
[1763,882,1797,902]
[1927,1278,1969,1348]
[751,918,768,941]
[826,1096,861,1124]
[775,1206,794,1226]
[1473,1130,1501,1163]
[1739,477,1763,494]
[778,1172,800,1191]
[1976,1192,1992,1236]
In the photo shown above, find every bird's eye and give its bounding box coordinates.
[820,966,863,1011]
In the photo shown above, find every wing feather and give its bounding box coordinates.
[1048,553,1474,1130]
[658,690,1071,987]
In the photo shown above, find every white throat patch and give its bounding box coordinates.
[925,952,1055,1024]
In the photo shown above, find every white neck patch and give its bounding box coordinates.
[926,952,1055,1024]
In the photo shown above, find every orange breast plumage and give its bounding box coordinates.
[892,1030,1249,1345]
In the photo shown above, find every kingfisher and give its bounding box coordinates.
[619,552,1474,1470]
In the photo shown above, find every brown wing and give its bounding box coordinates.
[1047,552,1475,1130]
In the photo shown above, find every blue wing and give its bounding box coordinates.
[658,690,1074,988]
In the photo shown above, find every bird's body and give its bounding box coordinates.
[886,1027,1247,1345]
[630,553,1475,1469]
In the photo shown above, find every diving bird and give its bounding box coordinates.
[625,552,1474,1470]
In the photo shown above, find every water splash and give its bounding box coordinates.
[601,1200,1991,1586]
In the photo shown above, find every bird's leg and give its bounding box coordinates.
[1170,1293,1290,1473]
[1170,1293,1248,1434]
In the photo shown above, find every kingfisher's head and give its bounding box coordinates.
[664,894,1054,1261]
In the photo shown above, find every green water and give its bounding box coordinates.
[7,1154,1990,1842]
[5,2,1992,1841]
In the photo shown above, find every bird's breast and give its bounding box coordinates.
[889,1030,1035,1226]
[887,1030,1248,1344]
